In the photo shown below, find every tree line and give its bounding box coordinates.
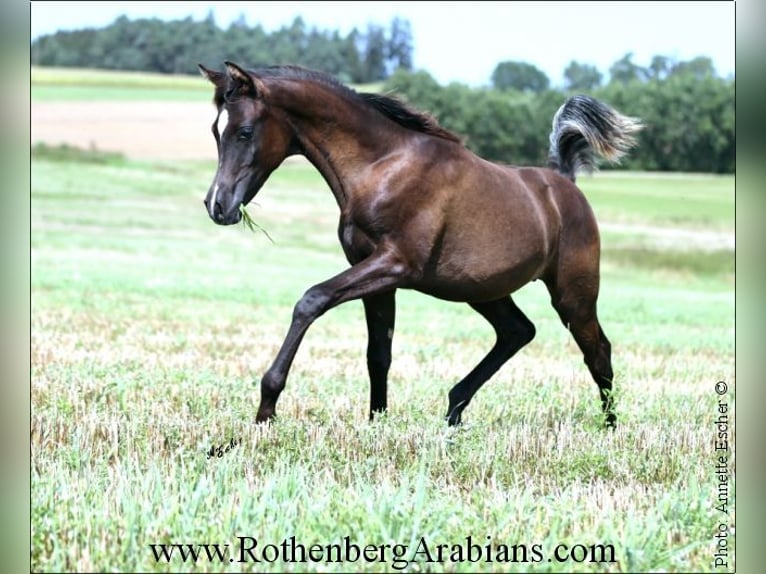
[32,15,733,173]
[386,55,734,173]
[31,12,413,83]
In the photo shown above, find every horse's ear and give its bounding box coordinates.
[224,61,265,99]
[198,64,225,87]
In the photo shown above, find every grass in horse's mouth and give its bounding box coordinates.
[239,204,274,243]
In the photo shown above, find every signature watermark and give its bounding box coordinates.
[149,535,617,569]
[712,380,732,570]
[206,437,243,460]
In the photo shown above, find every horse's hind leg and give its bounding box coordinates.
[545,275,616,427]
[446,297,536,426]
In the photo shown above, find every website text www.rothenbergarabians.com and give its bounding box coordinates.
[149,535,616,569]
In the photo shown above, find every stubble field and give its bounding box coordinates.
[31,68,735,572]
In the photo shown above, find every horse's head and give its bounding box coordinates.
[199,62,294,225]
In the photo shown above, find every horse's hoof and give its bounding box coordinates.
[255,409,275,424]
[445,399,468,426]
[445,408,463,427]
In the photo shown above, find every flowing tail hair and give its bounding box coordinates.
[548,95,643,182]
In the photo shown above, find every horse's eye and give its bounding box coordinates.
[237,127,254,141]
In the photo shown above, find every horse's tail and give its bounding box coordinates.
[547,95,643,182]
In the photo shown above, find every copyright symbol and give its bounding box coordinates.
[715,381,727,395]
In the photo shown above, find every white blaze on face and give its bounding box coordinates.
[210,107,229,213]
[217,108,230,137]
[210,183,220,214]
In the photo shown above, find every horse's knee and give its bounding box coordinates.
[293,287,329,323]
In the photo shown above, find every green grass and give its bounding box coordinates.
[578,171,735,229]
[30,66,384,102]
[32,66,210,88]
[32,142,125,164]
[31,66,212,102]
[31,149,735,572]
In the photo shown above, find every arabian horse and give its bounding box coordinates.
[198,62,642,428]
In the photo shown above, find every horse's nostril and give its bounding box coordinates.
[214,202,224,220]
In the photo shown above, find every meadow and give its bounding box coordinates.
[30,66,383,102]
[30,66,212,101]
[31,69,735,572]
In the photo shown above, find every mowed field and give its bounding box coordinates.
[31,68,735,572]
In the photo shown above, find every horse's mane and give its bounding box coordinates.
[256,65,463,144]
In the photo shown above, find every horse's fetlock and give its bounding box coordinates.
[261,371,285,397]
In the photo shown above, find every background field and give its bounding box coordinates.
[31,69,735,572]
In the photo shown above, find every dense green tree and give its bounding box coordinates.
[337,29,363,83]
[385,57,733,173]
[670,56,716,79]
[563,61,602,91]
[596,72,733,172]
[31,14,414,83]
[491,61,550,93]
[386,17,413,72]
[361,24,387,82]
[384,68,441,107]
[648,55,672,80]
[609,52,648,84]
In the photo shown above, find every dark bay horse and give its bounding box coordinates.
[198,62,642,427]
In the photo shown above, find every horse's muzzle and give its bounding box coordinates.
[203,195,242,225]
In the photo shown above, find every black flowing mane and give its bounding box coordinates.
[256,65,463,144]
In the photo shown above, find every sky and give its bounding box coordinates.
[30,1,736,86]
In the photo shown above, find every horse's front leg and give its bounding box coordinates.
[256,247,409,423]
[363,291,396,419]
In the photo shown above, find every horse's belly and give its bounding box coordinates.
[412,180,557,302]
[414,248,547,303]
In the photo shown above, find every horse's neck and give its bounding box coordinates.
[271,81,397,209]
[298,133,352,209]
